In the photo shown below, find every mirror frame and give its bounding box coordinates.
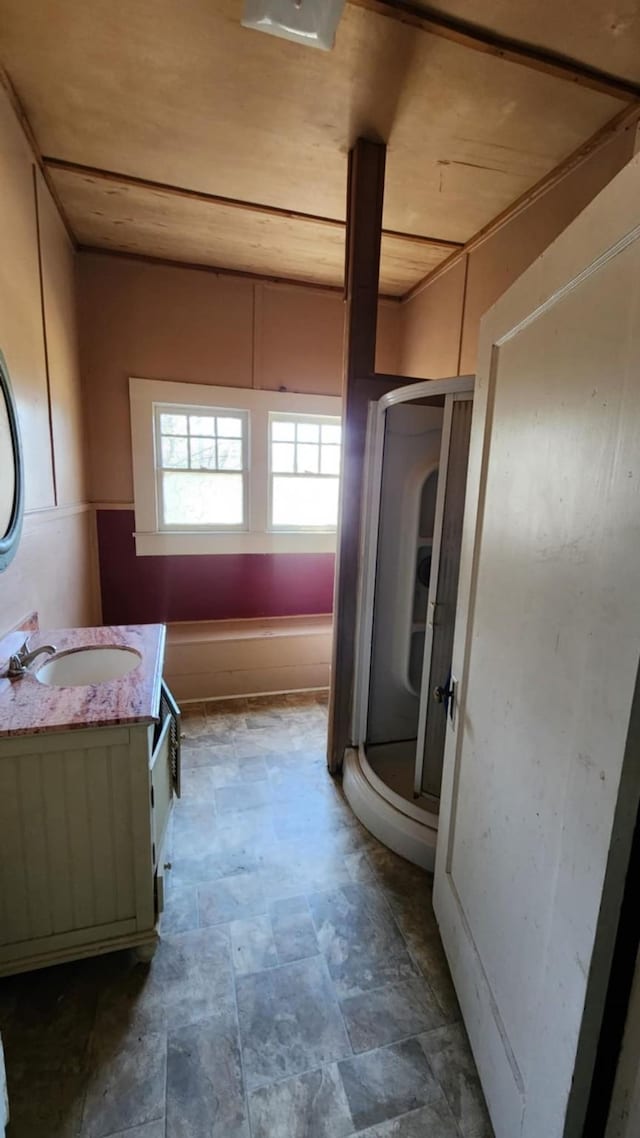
[0,351,24,573]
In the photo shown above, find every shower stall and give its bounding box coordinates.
[344,375,474,869]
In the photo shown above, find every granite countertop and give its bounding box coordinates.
[0,624,166,739]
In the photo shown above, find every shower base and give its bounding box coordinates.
[343,743,439,871]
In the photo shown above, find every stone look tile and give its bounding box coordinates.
[197,871,268,927]
[232,731,280,758]
[180,764,234,798]
[3,960,113,1137]
[235,753,270,781]
[81,1029,166,1138]
[3,1067,87,1138]
[236,956,351,1090]
[260,849,354,902]
[395,918,460,1022]
[345,850,377,883]
[248,1063,353,1138]
[180,703,209,737]
[215,780,272,814]
[167,1013,248,1138]
[230,915,279,974]
[3,695,491,1138]
[270,895,319,963]
[182,741,237,769]
[355,1099,461,1137]
[92,928,234,1035]
[160,884,199,935]
[206,697,249,717]
[171,810,271,885]
[338,1038,441,1132]
[102,1123,166,1138]
[309,884,419,998]
[340,976,447,1052]
[420,1024,494,1137]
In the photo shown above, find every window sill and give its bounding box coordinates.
[134,531,338,556]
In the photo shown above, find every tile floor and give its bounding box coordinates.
[0,693,493,1138]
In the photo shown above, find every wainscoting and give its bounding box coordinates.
[165,615,333,702]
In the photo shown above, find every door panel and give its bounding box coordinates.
[434,156,640,1138]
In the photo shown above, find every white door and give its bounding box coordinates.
[434,152,640,1138]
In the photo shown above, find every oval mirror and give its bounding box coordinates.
[0,352,24,572]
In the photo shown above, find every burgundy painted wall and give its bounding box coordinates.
[97,510,335,624]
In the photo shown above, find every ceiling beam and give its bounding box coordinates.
[349,0,640,104]
[42,157,462,252]
[328,138,387,771]
[401,101,640,303]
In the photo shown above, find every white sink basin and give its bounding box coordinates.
[36,646,142,687]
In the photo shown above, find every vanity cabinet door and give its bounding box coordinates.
[150,714,172,869]
[160,681,182,798]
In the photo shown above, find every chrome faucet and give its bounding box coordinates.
[6,638,57,678]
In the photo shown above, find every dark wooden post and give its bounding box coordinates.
[327,138,386,772]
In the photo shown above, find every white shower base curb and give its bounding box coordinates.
[343,746,438,872]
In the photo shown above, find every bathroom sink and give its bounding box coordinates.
[36,646,142,687]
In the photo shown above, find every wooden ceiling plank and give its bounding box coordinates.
[53,165,444,294]
[348,0,640,102]
[42,156,462,252]
[402,100,640,302]
[1,1,625,240]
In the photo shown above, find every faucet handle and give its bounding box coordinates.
[17,637,31,661]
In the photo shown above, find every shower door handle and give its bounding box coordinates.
[433,673,457,723]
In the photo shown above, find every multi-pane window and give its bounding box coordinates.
[269,414,342,529]
[155,405,248,528]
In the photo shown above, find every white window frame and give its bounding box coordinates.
[268,411,342,533]
[130,377,342,555]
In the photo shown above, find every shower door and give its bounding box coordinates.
[414,393,473,800]
[353,374,474,808]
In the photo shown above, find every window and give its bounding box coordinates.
[130,378,342,555]
[155,405,248,529]
[269,414,341,529]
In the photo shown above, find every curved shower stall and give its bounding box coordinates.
[344,375,474,870]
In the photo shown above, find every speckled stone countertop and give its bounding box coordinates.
[0,624,166,739]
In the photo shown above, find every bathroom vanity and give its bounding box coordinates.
[0,622,180,976]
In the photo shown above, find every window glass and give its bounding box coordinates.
[160,413,187,435]
[163,472,244,526]
[272,442,295,473]
[272,420,295,441]
[272,476,339,527]
[269,414,341,529]
[297,443,319,474]
[217,416,243,438]
[156,405,247,528]
[320,445,340,475]
[321,423,341,445]
[161,436,188,469]
[297,422,319,443]
[189,415,215,436]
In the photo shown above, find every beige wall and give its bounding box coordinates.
[78,253,402,503]
[401,125,639,380]
[0,86,98,635]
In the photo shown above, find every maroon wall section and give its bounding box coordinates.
[97,511,335,624]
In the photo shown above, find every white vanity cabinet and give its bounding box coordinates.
[0,681,181,976]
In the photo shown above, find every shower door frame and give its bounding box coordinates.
[352,376,475,763]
